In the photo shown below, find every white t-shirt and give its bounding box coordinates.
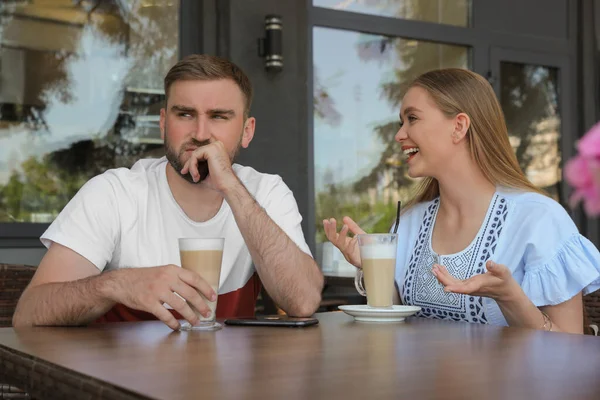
[41,157,312,295]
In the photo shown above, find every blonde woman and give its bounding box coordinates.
[324,68,600,334]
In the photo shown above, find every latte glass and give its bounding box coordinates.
[354,234,398,308]
[178,238,224,331]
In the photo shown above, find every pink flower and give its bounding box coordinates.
[565,156,593,189]
[578,122,600,158]
[565,124,600,216]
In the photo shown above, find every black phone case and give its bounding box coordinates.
[224,316,319,327]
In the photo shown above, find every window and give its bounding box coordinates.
[500,62,562,200]
[0,0,179,223]
[313,26,470,253]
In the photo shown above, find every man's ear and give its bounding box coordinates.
[452,112,470,144]
[159,108,166,140]
[241,117,256,148]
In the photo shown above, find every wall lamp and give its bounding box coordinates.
[258,15,283,72]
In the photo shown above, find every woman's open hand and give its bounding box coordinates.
[322,217,365,268]
[432,260,520,302]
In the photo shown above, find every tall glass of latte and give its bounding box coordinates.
[178,238,224,331]
[354,234,398,308]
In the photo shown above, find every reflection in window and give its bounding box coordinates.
[0,0,179,223]
[500,63,562,200]
[313,0,471,27]
[313,27,469,255]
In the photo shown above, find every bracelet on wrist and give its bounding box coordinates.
[540,310,553,332]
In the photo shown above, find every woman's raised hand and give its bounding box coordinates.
[322,216,366,268]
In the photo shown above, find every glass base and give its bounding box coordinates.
[179,321,222,331]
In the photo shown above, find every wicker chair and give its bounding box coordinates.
[0,264,36,328]
[0,264,36,399]
[584,289,600,336]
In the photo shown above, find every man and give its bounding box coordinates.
[13,54,323,330]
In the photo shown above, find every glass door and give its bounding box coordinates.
[489,48,574,204]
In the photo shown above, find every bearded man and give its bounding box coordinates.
[13,55,323,330]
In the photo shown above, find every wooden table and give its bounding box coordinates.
[1,312,600,400]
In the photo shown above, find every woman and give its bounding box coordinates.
[324,68,600,333]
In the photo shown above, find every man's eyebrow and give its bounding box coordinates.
[170,105,196,113]
[400,106,422,117]
[208,109,236,116]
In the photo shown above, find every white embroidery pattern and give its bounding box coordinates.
[401,195,508,323]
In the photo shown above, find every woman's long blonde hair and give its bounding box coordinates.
[403,68,546,211]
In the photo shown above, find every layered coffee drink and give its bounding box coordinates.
[355,234,398,308]
[178,238,224,331]
[180,249,223,320]
[360,244,396,307]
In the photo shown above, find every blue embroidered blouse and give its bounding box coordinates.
[394,187,600,326]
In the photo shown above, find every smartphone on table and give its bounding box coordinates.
[224,315,319,327]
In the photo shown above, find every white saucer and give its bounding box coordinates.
[338,305,421,323]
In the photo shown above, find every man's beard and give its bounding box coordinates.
[164,128,242,184]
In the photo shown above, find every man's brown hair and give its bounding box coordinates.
[164,54,253,118]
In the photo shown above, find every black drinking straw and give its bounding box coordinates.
[393,201,402,234]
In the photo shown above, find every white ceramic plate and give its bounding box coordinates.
[338,305,421,323]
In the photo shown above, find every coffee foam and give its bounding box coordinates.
[360,244,397,260]
[178,238,224,252]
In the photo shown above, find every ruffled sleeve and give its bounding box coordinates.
[521,233,600,306]
[497,192,600,307]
